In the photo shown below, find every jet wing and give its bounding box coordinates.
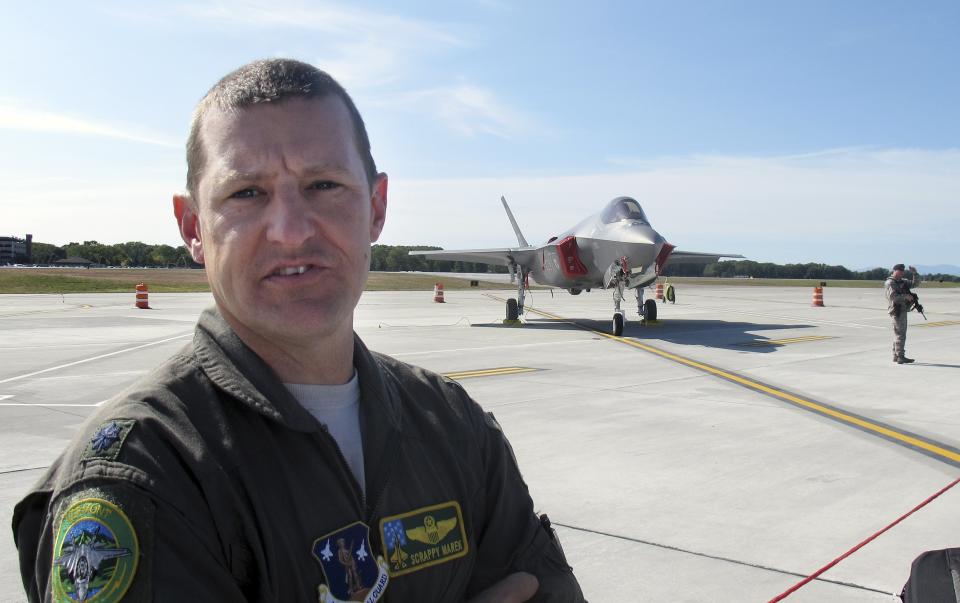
[409,247,539,268]
[86,546,131,568]
[667,250,745,264]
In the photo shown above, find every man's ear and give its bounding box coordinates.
[369,173,388,242]
[173,194,204,265]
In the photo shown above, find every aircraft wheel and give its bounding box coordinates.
[569,288,582,295]
[506,298,519,321]
[644,298,657,322]
[612,312,624,336]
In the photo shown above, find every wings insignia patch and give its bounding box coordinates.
[379,501,468,577]
[405,516,458,545]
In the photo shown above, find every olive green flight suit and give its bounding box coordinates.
[14,308,584,602]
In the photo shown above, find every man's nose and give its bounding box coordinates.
[264,185,316,247]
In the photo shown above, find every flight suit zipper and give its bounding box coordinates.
[314,424,396,602]
[314,424,365,515]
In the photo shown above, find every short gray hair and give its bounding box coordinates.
[185,59,377,201]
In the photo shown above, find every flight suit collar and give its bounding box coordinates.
[193,307,402,438]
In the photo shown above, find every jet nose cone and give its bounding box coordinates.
[622,223,661,245]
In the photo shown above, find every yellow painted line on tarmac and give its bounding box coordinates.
[917,320,960,328]
[740,335,834,347]
[443,367,538,380]
[486,296,960,467]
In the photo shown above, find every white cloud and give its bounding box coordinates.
[380,147,960,268]
[10,147,956,268]
[4,177,183,246]
[176,1,461,43]
[378,83,531,138]
[160,1,466,91]
[0,99,177,147]
[104,1,527,138]
[313,41,412,91]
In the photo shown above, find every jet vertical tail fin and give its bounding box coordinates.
[501,196,529,247]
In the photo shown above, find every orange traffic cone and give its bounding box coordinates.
[433,283,445,303]
[811,286,824,307]
[655,283,664,300]
[135,282,151,309]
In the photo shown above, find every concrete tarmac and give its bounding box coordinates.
[1,284,958,601]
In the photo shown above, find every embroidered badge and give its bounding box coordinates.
[52,498,139,602]
[82,420,135,461]
[312,522,389,603]
[379,501,468,577]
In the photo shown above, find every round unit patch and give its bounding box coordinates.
[52,498,139,603]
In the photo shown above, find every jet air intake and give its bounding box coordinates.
[555,236,588,278]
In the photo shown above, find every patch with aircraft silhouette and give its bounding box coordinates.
[379,501,468,577]
[312,522,389,603]
[52,497,138,602]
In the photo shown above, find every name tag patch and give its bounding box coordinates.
[379,501,468,577]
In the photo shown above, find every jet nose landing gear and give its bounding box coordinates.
[612,312,625,336]
[608,257,630,336]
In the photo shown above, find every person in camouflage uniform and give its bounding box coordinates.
[884,263,920,364]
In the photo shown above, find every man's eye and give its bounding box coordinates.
[229,188,261,199]
[307,181,340,191]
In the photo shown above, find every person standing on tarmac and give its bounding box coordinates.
[885,263,920,364]
[13,59,585,603]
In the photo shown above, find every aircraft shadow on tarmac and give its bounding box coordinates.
[474,318,818,354]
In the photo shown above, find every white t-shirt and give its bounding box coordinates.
[284,372,365,495]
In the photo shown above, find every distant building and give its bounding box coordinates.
[54,257,94,268]
[0,234,32,264]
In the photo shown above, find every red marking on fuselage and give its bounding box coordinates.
[655,243,676,275]
[556,236,589,278]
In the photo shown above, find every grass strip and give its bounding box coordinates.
[2,269,956,294]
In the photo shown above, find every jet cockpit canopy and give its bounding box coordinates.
[601,197,649,225]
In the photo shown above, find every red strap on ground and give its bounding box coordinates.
[768,475,960,602]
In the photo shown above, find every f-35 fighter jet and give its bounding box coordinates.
[410,196,743,335]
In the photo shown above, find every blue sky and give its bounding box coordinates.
[2,1,957,269]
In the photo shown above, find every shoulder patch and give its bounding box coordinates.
[82,420,136,461]
[52,497,139,602]
[380,501,468,577]
[312,521,389,603]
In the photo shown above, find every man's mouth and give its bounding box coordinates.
[274,265,311,276]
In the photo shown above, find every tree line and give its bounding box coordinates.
[662,260,959,282]
[23,241,508,273]
[17,242,958,282]
[370,245,509,274]
[27,241,194,267]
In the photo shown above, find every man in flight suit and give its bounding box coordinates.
[885,263,920,364]
[13,59,585,602]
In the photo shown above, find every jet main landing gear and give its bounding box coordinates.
[506,298,519,321]
[635,287,658,323]
[643,298,657,322]
[505,262,527,323]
